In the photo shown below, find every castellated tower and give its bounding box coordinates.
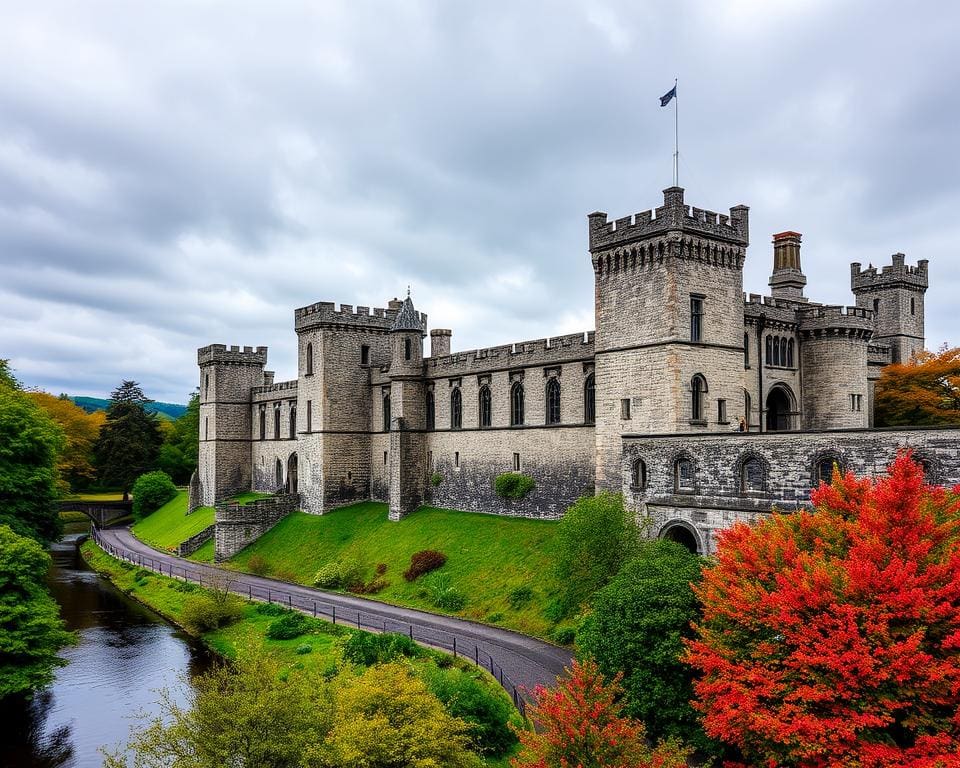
[386,295,429,521]
[589,187,749,492]
[198,344,268,506]
[293,301,397,513]
[851,254,928,363]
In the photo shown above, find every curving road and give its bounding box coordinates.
[95,526,573,704]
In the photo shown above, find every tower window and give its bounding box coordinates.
[305,342,313,376]
[765,335,773,365]
[426,390,435,430]
[717,398,727,424]
[546,378,561,425]
[205,374,209,398]
[404,337,411,361]
[384,451,388,465]
[383,394,391,432]
[513,453,521,472]
[873,298,880,317]
[744,333,749,368]
[454,451,460,469]
[911,296,916,315]
[274,404,281,440]
[690,295,704,342]
[289,405,296,439]
[204,416,208,440]
[850,393,862,412]
[451,387,462,430]
[674,457,695,493]
[306,400,312,432]
[361,344,370,364]
[631,458,647,490]
[621,398,631,420]
[478,385,492,428]
[259,406,266,441]
[510,382,524,426]
[584,374,595,424]
[691,375,707,422]
[787,338,795,368]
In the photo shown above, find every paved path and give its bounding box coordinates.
[95,527,572,706]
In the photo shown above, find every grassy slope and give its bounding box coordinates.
[81,540,518,766]
[132,491,215,552]
[227,502,563,639]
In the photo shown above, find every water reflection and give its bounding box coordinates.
[4,531,211,768]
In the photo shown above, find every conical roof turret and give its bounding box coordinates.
[390,292,426,335]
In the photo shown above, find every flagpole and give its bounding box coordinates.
[674,77,679,187]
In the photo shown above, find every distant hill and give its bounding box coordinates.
[71,396,187,421]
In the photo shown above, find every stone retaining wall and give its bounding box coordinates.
[214,494,299,562]
[176,525,214,557]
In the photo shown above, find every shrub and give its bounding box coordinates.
[493,472,535,500]
[342,631,422,666]
[375,563,388,576]
[247,554,270,576]
[266,612,309,640]
[313,559,364,590]
[430,472,443,487]
[131,471,177,520]
[295,643,312,655]
[181,593,244,633]
[421,666,518,756]
[425,572,466,611]
[134,568,152,582]
[403,549,447,582]
[486,612,504,623]
[254,602,289,617]
[551,626,576,646]
[507,585,533,610]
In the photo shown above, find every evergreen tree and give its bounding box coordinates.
[93,381,162,496]
[157,390,199,484]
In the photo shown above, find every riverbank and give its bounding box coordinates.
[81,539,521,766]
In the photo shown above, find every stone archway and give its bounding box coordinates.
[287,453,298,495]
[765,384,796,432]
[659,521,702,555]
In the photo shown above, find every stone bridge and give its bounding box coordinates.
[58,500,133,526]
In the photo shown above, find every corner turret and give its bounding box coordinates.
[851,254,928,363]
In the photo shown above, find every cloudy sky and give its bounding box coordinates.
[1,1,957,403]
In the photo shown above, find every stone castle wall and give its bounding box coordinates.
[214,494,300,562]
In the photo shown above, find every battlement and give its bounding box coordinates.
[851,254,929,293]
[798,305,875,335]
[294,301,398,332]
[426,331,594,376]
[588,187,749,252]
[198,344,268,366]
[251,380,299,398]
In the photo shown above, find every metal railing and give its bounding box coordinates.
[92,528,528,715]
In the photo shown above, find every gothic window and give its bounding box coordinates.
[259,406,266,441]
[787,338,795,368]
[674,457,695,493]
[816,456,840,485]
[741,457,765,493]
[584,374,595,424]
[510,381,524,426]
[774,337,782,367]
[404,337,411,361]
[275,459,283,489]
[631,458,647,490]
[306,343,313,376]
[765,335,773,364]
[450,387,462,430]
[273,404,281,440]
[744,333,749,368]
[546,378,561,425]
[426,390,435,430]
[478,385,492,428]
[690,295,704,342]
[306,400,312,432]
[691,374,707,422]
[382,394,391,432]
[289,406,296,439]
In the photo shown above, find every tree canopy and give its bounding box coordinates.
[94,381,162,494]
[157,391,199,485]
[27,392,105,491]
[686,453,960,766]
[874,345,960,427]
[0,524,74,699]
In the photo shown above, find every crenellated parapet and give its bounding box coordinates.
[294,301,401,333]
[797,305,874,339]
[426,331,594,377]
[251,380,299,400]
[588,187,749,254]
[851,254,929,293]
[198,344,268,367]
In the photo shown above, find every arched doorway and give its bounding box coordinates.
[275,458,283,491]
[765,385,795,431]
[660,522,701,555]
[287,453,298,494]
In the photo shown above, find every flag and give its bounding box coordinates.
[660,84,677,107]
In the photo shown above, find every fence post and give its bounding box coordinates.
[288,594,292,608]
[453,637,457,657]
[268,590,271,603]
[249,585,252,598]
[357,612,361,629]
[475,645,479,665]
[408,624,412,639]
[313,601,316,617]
[332,606,336,625]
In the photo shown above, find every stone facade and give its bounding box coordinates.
[196,184,951,553]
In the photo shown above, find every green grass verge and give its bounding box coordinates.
[132,491,215,553]
[188,538,215,562]
[63,492,125,502]
[81,539,520,765]
[226,502,563,638]
[231,491,274,505]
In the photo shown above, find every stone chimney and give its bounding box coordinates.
[769,231,807,301]
[430,328,452,357]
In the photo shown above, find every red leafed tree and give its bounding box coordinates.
[511,658,690,768]
[686,453,960,767]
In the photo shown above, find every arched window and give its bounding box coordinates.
[584,374,595,424]
[787,338,795,368]
[674,457,695,492]
[691,375,707,422]
[546,378,561,425]
[382,394,391,432]
[815,456,841,486]
[289,406,296,439]
[478,385,492,428]
[765,335,773,364]
[450,388,462,430]
[274,404,281,440]
[305,343,313,376]
[275,458,283,490]
[425,390,435,430]
[510,381,524,426]
[404,337,411,361]
[741,457,765,493]
[744,333,749,367]
[631,457,647,490]
[259,406,266,441]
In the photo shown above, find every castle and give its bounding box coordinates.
[197,186,960,559]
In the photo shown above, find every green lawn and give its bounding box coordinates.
[231,491,274,505]
[132,491,215,552]
[63,491,125,502]
[188,538,215,562]
[227,502,565,639]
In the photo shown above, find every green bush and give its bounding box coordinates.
[254,602,289,617]
[486,612,504,623]
[131,471,177,520]
[507,585,533,610]
[403,550,447,582]
[295,643,312,655]
[430,472,443,487]
[342,632,422,666]
[247,554,271,576]
[421,666,518,757]
[550,626,576,645]
[425,572,466,611]
[266,612,310,640]
[134,568,152,582]
[181,593,244,633]
[313,559,364,590]
[493,472,535,500]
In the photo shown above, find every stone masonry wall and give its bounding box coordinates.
[214,494,300,562]
[176,525,214,557]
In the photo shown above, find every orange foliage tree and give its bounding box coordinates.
[686,454,960,767]
[875,345,960,427]
[511,659,690,768]
[27,392,105,490]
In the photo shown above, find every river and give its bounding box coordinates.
[3,524,212,768]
